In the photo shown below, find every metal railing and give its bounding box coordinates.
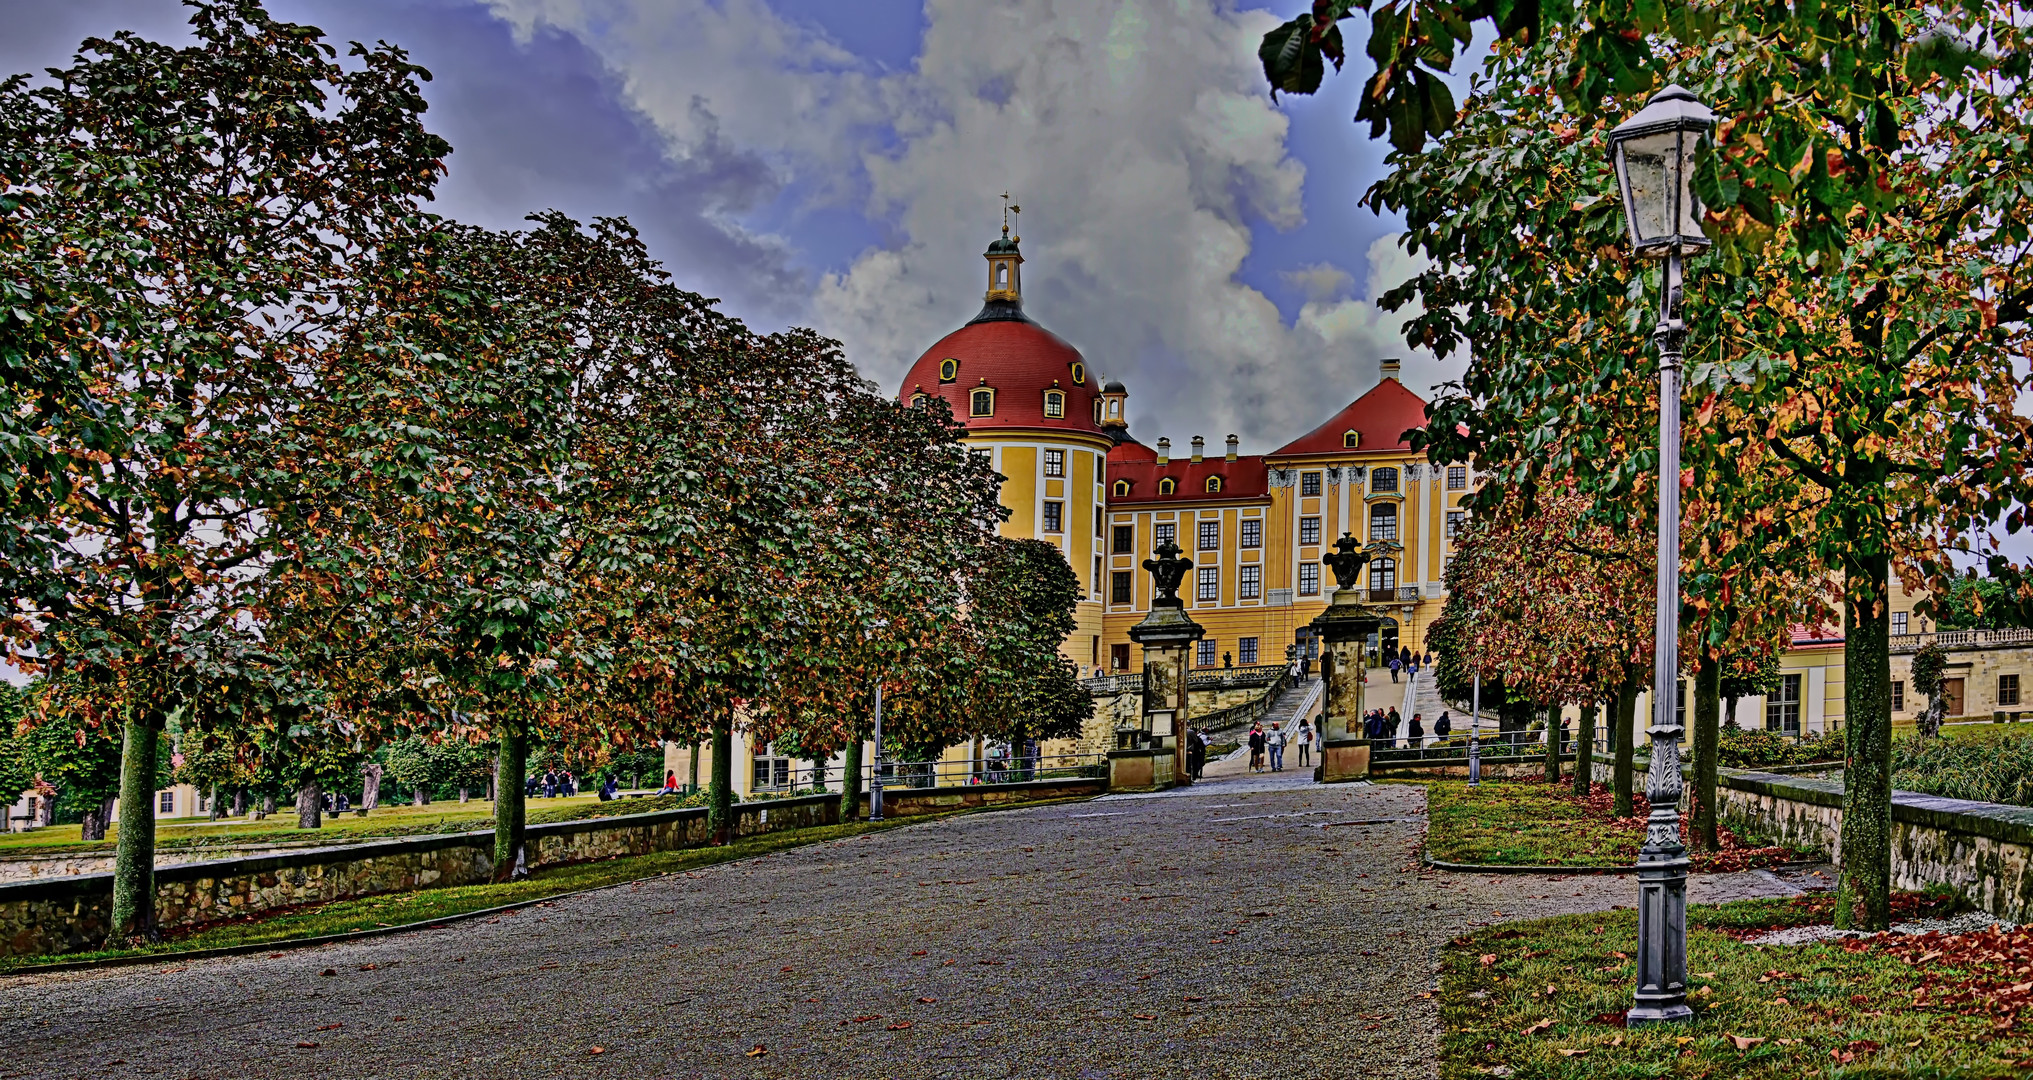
[1197,669,1299,735]
[1082,662,1291,697]
[747,754,1109,795]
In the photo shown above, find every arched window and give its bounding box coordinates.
[939,358,959,382]
[1371,467,1399,493]
[1043,390,1065,418]
[1070,362,1085,384]
[1112,479,1131,497]
[909,392,928,407]
[997,264,1009,286]
[1093,398,1104,424]
[1368,503,1397,540]
[1369,557,1397,592]
[1205,476,1224,493]
[970,388,995,417]
[1158,477,1177,495]
[1343,429,1360,448]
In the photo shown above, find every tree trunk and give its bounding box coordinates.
[494,727,529,881]
[296,781,322,829]
[209,784,222,821]
[412,786,425,807]
[1573,700,1597,796]
[111,711,161,941]
[231,788,245,817]
[80,796,117,842]
[688,740,701,792]
[459,786,469,804]
[840,736,864,822]
[360,763,382,811]
[260,791,275,817]
[1837,555,1893,931]
[1723,694,1740,731]
[1692,654,1722,852]
[1613,684,1638,818]
[708,711,734,844]
[1543,702,1560,784]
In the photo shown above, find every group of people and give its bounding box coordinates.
[525,770,580,798]
[1364,707,1453,748]
[1385,646,1435,684]
[1245,719,1313,773]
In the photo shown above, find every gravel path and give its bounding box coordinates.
[0,777,1829,1080]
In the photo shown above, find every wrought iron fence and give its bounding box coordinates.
[747,754,1110,795]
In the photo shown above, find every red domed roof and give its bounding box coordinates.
[897,317,1104,436]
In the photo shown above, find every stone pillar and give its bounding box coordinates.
[1115,541,1203,791]
[1314,534,1387,783]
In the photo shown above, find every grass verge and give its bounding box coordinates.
[1424,779,1812,870]
[1439,892,2032,1078]
[0,805,1006,974]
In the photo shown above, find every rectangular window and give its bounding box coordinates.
[1043,393,1064,419]
[1197,566,1219,602]
[1111,570,1133,604]
[1676,680,1687,727]
[1447,465,1467,490]
[1240,519,1261,548]
[1198,520,1220,550]
[1092,555,1102,595]
[1892,611,1908,635]
[1301,471,1322,497]
[1196,639,1218,667]
[1371,467,1399,494]
[1095,506,1103,536]
[1369,503,1398,541]
[1111,643,1130,671]
[2003,674,2022,707]
[1446,510,1464,539]
[1767,673,1802,734]
[1239,564,1262,600]
[1155,523,1176,548]
[1298,563,1321,596]
[1113,524,1134,553]
[1891,681,1905,712]
[1239,637,1259,665]
[1044,448,1065,477]
[1299,517,1321,546]
[1042,501,1063,532]
[158,791,174,814]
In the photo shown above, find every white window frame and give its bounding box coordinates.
[1298,563,1321,596]
[1239,564,1261,600]
[1044,448,1065,477]
[1042,500,1064,533]
[1197,566,1219,602]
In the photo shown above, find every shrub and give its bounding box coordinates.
[1891,731,2033,807]
[1717,727,1836,768]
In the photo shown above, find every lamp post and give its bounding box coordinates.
[1610,83,1714,1028]
[866,618,889,822]
[1469,669,1481,786]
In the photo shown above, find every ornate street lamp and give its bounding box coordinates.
[1610,83,1714,1027]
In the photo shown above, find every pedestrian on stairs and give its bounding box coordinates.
[1296,720,1315,767]
[1407,713,1424,747]
[1389,655,1401,683]
[1267,722,1288,772]
[1435,711,1452,740]
[1386,707,1402,747]
[1190,727,1208,779]
[1248,723,1267,772]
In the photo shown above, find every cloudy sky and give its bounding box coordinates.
[2,0,1457,454]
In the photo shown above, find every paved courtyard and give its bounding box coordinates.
[0,777,1827,1079]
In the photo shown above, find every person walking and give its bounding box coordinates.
[1296,719,1315,767]
[1190,727,1209,779]
[1248,723,1267,773]
[1408,713,1425,747]
[1435,711,1452,740]
[1389,655,1401,684]
[1267,722,1288,772]
[1385,707,1402,747]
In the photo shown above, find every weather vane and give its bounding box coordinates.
[1001,191,1021,239]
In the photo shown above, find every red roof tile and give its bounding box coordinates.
[1106,439,1269,505]
[897,318,1104,436]
[1270,379,1431,457]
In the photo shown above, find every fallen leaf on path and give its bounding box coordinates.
[1184,996,1203,1002]
[780,966,793,972]
[1521,1019,1553,1036]
[917,997,937,1003]
[587,1047,604,1055]
[296,1042,319,1049]
[1729,1035,1765,1051]
[911,950,927,956]
[887,1022,912,1030]
[1133,1014,1157,1020]
[1556,1048,1589,1057]
[314,1023,342,1031]
[1479,954,1497,967]
[747,1045,767,1057]
[319,969,336,977]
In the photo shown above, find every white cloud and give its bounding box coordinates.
[480,0,1455,450]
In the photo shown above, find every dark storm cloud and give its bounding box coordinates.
[0,0,811,325]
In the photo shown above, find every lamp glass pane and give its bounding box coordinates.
[1674,133,1706,239]
[1618,130,1676,245]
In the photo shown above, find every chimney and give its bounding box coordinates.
[1225,434,1239,461]
[1380,358,1402,381]
[1156,437,1170,465]
[1190,436,1205,463]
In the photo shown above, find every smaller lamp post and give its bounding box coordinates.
[1609,82,1715,1028]
[1469,668,1481,786]
[866,618,889,822]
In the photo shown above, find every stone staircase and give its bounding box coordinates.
[1203,677,1321,742]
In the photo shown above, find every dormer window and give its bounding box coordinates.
[1043,390,1065,418]
[970,388,995,417]
[1093,398,1103,424]
[910,392,928,407]
[1113,479,1131,497]
[1158,477,1177,495]
[1070,362,1085,384]
[1343,429,1360,448]
[1205,476,1224,493]
[939,358,959,382]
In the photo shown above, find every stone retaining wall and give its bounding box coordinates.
[1715,770,2033,922]
[0,780,1097,961]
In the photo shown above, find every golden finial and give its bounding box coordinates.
[1001,192,1021,238]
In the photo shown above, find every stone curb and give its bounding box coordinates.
[1423,853,1826,876]
[0,794,1098,978]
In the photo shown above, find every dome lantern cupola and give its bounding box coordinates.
[972,194,1027,325]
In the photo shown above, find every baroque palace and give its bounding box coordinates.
[896,225,1461,742]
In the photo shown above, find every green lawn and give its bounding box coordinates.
[1423,780,1813,870]
[0,792,706,855]
[0,808,961,972]
[1439,892,2029,1078]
